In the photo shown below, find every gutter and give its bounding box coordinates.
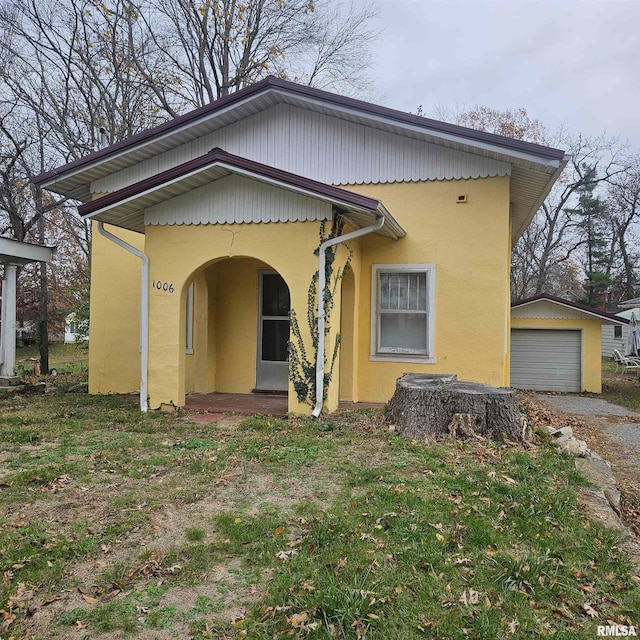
[311,211,385,418]
[96,222,149,412]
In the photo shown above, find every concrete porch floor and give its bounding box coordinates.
[184,392,383,417]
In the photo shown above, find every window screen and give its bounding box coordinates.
[377,270,429,355]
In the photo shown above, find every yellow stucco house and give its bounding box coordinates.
[33,77,568,415]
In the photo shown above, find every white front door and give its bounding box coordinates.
[256,271,290,391]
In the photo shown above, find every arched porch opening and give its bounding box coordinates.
[339,264,357,402]
[182,256,291,398]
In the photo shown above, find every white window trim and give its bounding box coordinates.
[185,281,194,354]
[370,263,436,363]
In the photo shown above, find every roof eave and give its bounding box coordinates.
[511,153,571,246]
[80,149,406,240]
[34,76,567,195]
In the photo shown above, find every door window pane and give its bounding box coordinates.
[262,319,290,361]
[262,274,290,316]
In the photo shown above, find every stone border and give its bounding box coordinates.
[544,426,640,568]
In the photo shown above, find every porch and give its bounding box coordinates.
[184,392,383,417]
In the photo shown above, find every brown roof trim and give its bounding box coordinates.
[35,76,566,187]
[511,293,630,324]
[77,147,382,217]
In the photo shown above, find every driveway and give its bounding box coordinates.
[536,394,640,488]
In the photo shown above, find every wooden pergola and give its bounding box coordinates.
[0,237,55,383]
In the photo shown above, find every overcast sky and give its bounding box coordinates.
[366,0,640,149]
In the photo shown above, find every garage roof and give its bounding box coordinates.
[511,294,629,325]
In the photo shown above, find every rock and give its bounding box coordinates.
[576,456,615,486]
[550,426,573,439]
[604,487,622,516]
[576,457,620,514]
[581,488,626,532]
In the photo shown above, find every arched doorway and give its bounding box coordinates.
[183,256,291,396]
[339,264,356,401]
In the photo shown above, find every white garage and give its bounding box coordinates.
[510,328,581,392]
[510,294,627,394]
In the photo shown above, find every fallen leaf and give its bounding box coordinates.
[288,611,308,627]
[274,525,285,535]
[81,595,98,604]
[583,602,599,618]
[102,589,121,602]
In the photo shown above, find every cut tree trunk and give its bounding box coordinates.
[385,373,526,442]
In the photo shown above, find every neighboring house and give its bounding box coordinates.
[64,312,89,344]
[619,296,640,309]
[601,308,640,357]
[511,294,628,393]
[33,77,567,414]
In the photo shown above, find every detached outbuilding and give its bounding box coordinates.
[510,294,627,394]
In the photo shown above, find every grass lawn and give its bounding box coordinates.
[15,343,88,377]
[599,358,640,411]
[0,391,639,639]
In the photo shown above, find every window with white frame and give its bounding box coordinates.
[371,264,435,361]
[185,282,194,354]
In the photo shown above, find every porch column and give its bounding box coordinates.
[0,263,18,379]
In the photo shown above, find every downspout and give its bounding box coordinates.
[97,222,149,413]
[312,212,385,418]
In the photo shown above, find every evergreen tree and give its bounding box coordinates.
[568,166,612,307]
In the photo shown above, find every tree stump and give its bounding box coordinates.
[385,373,526,442]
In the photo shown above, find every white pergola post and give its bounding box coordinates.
[0,237,55,384]
[0,263,18,378]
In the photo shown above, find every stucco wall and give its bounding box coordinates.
[510,317,603,393]
[343,176,511,403]
[143,221,324,413]
[88,175,512,410]
[88,222,144,395]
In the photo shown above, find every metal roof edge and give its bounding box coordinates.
[511,293,629,324]
[511,153,571,245]
[35,76,566,189]
[79,147,405,238]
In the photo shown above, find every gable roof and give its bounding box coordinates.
[78,147,405,239]
[511,293,629,325]
[33,76,568,242]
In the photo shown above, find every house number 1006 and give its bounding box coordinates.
[153,280,174,293]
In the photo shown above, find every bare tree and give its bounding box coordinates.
[128,0,379,114]
[430,102,634,302]
[606,161,640,302]
[0,0,380,367]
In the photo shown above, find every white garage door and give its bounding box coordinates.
[510,329,582,392]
